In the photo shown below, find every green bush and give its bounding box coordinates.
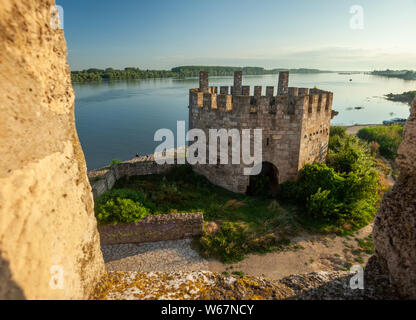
[96,197,151,224]
[327,134,372,174]
[199,221,288,264]
[278,127,380,227]
[330,126,347,138]
[357,125,403,159]
[109,158,122,167]
[307,188,340,220]
[296,164,344,202]
[95,188,155,224]
[199,222,248,263]
[279,162,379,225]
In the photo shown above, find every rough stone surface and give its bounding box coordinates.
[280,270,397,300]
[371,97,416,299]
[117,161,177,179]
[189,72,334,193]
[99,213,204,245]
[93,271,296,300]
[278,71,289,95]
[0,0,105,299]
[94,271,216,300]
[93,270,397,300]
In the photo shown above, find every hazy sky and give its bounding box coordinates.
[57,0,416,71]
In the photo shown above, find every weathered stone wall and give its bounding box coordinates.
[189,72,334,193]
[298,89,334,171]
[117,161,177,179]
[99,213,204,245]
[91,161,177,199]
[0,0,105,299]
[371,97,416,299]
[278,71,289,95]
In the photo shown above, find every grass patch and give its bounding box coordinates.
[231,271,245,277]
[109,158,122,167]
[355,234,374,255]
[354,256,364,264]
[344,261,353,271]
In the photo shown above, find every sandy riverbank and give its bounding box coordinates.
[342,124,381,136]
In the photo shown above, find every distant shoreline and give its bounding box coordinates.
[71,66,336,83]
[385,91,416,105]
[370,70,416,81]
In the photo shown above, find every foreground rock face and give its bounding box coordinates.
[0,0,105,299]
[93,271,397,300]
[372,98,416,299]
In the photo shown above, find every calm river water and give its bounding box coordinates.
[74,73,415,169]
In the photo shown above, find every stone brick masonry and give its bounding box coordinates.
[99,213,204,245]
[189,71,336,193]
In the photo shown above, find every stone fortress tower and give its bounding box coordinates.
[189,71,336,194]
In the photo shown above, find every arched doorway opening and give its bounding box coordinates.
[246,162,279,197]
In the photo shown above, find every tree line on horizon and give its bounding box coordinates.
[371,69,416,80]
[70,66,330,83]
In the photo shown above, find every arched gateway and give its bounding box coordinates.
[247,162,279,197]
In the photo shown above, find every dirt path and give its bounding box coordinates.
[380,156,395,186]
[208,224,373,279]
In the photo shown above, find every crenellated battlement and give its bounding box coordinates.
[189,72,334,119]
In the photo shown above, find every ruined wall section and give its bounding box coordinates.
[0,0,105,299]
[189,75,333,193]
[91,161,178,199]
[99,213,204,246]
